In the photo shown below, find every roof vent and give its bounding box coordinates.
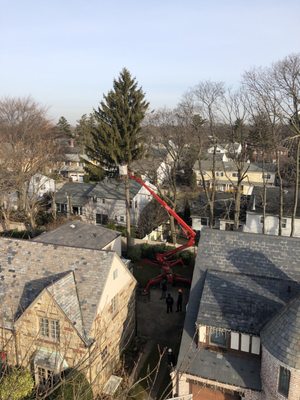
[287,285,291,293]
[70,224,76,229]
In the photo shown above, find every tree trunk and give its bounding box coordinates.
[291,137,300,237]
[276,151,283,236]
[125,175,131,252]
[234,183,242,231]
[170,214,176,244]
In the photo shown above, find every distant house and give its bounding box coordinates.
[131,146,173,185]
[244,186,300,237]
[56,138,86,182]
[28,173,56,197]
[84,179,155,226]
[193,157,276,195]
[0,238,136,396]
[55,182,95,216]
[34,220,122,256]
[207,142,242,158]
[173,229,300,400]
[190,192,244,231]
[55,179,156,227]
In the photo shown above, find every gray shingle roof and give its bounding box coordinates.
[0,238,115,340]
[55,182,95,206]
[198,270,300,334]
[261,294,300,369]
[249,186,300,218]
[176,229,300,389]
[47,272,85,339]
[34,221,120,250]
[88,179,141,201]
[193,159,274,174]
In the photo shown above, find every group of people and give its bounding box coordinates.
[160,278,183,313]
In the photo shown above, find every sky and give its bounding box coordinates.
[1,0,300,125]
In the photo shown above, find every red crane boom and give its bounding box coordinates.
[129,172,196,293]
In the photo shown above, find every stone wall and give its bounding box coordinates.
[261,347,300,400]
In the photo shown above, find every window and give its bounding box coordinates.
[209,327,227,347]
[101,346,109,362]
[37,366,54,387]
[102,198,105,204]
[135,200,138,209]
[262,173,271,180]
[281,218,287,229]
[220,172,224,177]
[119,215,125,223]
[260,216,264,224]
[200,217,208,226]
[216,172,219,177]
[232,172,238,177]
[96,213,108,225]
[111,295,118,315]
[39,318,60,341]
[278,366,290,397]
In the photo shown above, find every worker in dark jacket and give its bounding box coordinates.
[166,293,174,313]
[176,289,183,312]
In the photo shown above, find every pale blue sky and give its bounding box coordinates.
[1,0,299,124]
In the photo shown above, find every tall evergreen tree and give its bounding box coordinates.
[56,116,73,138]
[87,68,149,174]
[86,68,149,249]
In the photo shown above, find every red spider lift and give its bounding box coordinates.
[126,170,196,293]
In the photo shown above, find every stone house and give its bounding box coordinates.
[244,186,300,238]
[193,158,276,195]
[173,229,300,400]
[0,238,136,395]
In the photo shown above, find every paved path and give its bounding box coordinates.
[136,286,187,399]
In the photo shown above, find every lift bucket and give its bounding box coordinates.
[118,164,128,176]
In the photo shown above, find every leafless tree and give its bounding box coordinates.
[186,81,225,227]
[243,54,300,236]
[0,97,59,230]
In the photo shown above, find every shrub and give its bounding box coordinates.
[180,250,195,266]
[127,246,142,262]
[47,369,93,400]
[0,367,34,400]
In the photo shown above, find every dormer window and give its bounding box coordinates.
[209,327,228,347]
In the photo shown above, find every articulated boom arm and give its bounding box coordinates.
[128,172,196,264]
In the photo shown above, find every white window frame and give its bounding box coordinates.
[37,366,54,387]
[39,318,60,341]
[281,218,287,229]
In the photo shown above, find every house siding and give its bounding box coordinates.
[244,212,300,238]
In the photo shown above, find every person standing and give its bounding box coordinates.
[176,289,183,312]
[160,278,168,299]
[166,293,174,313]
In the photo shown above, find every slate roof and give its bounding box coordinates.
[261,294,300,369]
[193,159,275,174]
[88,179,141,201]
[176,229,300,390]
[0,238,115,341]
[190,192,236,220]
[33,220,120,250]
[55,182,95,206]
[249,186,300,218]
[198,270,300,334]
